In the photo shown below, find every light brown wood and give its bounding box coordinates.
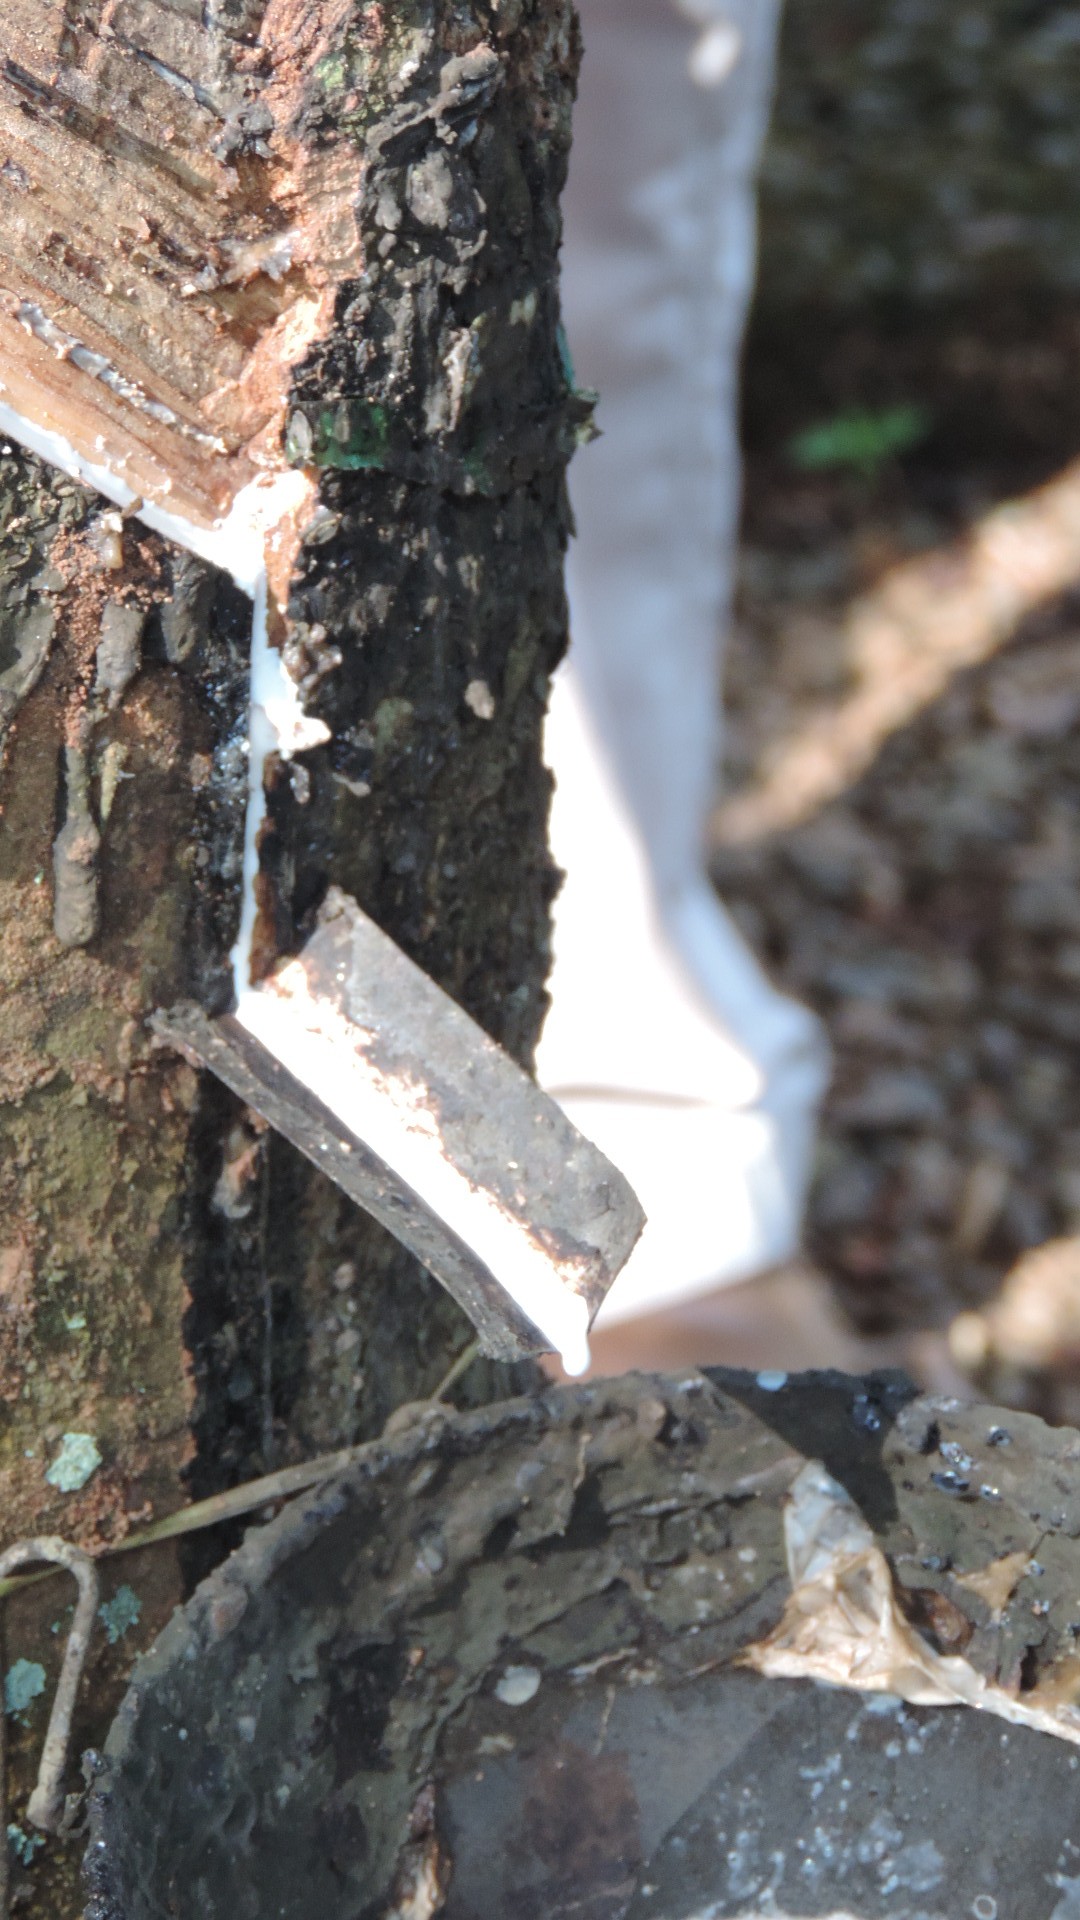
[0,0,362,527]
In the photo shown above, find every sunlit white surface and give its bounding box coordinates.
[236,973,593,1375]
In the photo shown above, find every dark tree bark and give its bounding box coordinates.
[0,4,583,1910]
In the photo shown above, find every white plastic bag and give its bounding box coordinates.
[538,0,829,1324]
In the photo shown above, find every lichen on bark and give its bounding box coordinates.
[0,447,250,1553]
[0,445,252,1913]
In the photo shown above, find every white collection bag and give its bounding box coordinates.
[537,0,829,1325]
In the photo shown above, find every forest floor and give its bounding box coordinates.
[709,314,1080,1424]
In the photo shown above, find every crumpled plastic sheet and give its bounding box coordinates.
[744,1460,1080,1746]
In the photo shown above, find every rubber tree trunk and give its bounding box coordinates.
[0,4,581,1909]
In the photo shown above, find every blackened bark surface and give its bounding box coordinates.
[245,0,585,1458]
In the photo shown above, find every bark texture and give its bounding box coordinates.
[0,3,582,1910]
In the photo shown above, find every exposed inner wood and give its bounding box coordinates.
[0,0,363,529]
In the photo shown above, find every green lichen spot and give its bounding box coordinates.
[555,329,599,442]
[7,1824,44,1867]
[314,51,349,94]
[46,1431,102,1492]
[332,16,434,141]
[302,402,390,471]
[371,697,414,755]
[99,1585,142,1646]
[555,322,576,388]
[4,1659,46,1718]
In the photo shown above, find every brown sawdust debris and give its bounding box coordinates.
[48,520,165,748]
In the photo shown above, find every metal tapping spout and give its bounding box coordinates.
[154,889,645,1372]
